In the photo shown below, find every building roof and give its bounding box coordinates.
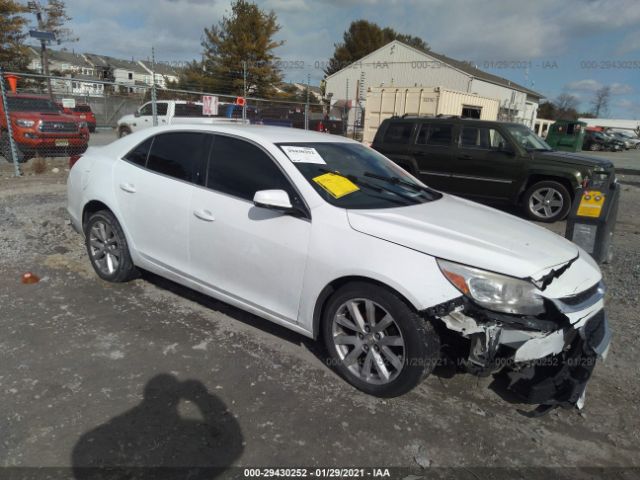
[84,53,148,74]
[138,60,179,77]
[326,40,543,99]
[47,49,94,68]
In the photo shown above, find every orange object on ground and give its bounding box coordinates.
[21,272,40,284]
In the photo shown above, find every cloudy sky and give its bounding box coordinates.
[24,0,640,117]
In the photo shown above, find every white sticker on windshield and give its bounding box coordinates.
[281,146,326,165]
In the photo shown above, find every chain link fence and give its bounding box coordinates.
[1,71,341,175]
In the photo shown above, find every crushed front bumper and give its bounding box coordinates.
[435,280,611,410]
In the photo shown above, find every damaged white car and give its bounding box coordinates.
[67,125,612,411]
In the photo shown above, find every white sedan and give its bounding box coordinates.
[67,125,610,407]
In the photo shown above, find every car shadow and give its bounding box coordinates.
[72,373,243,479]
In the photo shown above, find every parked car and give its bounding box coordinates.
[0,93,89,162]
[583,131,623,152]
[117,100,246,137]
[66,104,97,133]
[371,117,615,223]
[67,124,610,408]
[609,131,640,149]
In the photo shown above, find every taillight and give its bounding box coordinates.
[69,155,81,169]
[316,121,324,132]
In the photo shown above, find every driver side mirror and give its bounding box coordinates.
[253,189,293,211]
[134,110,141,117]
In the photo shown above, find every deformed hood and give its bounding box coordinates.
[347,194,579,279]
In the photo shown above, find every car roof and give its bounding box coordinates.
[142,124,356,145]
[381,117,522,128]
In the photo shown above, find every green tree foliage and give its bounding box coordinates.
[181,0,283,97]
[0,0,29,71]
[324,20,429,76]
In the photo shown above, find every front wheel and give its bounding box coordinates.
[322,282,440,397]
[118,126,132,138]
[523,180,572,223]
[84,210,137,282]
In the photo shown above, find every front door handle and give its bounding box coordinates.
[193,209,215,222]
[119,183,136,193]
[457,154,473,160]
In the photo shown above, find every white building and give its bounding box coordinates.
[324,40,543,129]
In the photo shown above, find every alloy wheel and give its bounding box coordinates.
[331,299,406,385]
[88,220,122,276]
[529,187,564,220]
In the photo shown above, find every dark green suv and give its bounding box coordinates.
[372,117,615,222]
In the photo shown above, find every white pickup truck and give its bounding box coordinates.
[117,100,244,137]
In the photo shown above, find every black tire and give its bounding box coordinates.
[322,282,440,397]
[84,210,137,282]
[89,125,96,133]
[588,143,599,151]
[118,126,131,138]
[523,180,572,223]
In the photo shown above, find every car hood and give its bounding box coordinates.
[347,194,579,279]
[10,111,78,123]
[537,150,613,169]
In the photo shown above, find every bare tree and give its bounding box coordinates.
[555,93,579,120]
[591,86,610,117]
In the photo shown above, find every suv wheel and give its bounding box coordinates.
[85,210,137,282]
[588,143,600,151]
[523,180,571,223]
[322,282,440,397]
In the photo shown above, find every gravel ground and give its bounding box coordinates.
[0,157,639,477]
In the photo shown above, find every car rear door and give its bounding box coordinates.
[189,134,311,324]
[453,125,522,200]
[113,131,210,275]
[409,122,458,192]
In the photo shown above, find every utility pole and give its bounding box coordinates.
[151,46,158,127]
[242,60,247,122]
[305,73,310,131]
[27,1,53,98]
[345,78,349,136]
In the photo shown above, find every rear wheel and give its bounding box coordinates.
[523,180,571,223]
[588,143,600,151]
[84,210,137,282]
[322,282,440,397]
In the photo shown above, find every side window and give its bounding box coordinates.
[425,124,453,146]
[156,102,168,116]
[460,127,507,149]
[461,127,480,147]
[382,122,414,144]
[207,135,294,201]
[123,137,153,167]
[138,103,152,115]
[146,132,208,183]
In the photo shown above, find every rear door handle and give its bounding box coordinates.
[457,155,473,160]
[193,209,215,222]
[119,183,136,193]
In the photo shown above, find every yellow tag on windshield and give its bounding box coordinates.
[313,173,360,199]
[577,191,605,218]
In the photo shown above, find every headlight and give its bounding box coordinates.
[437,259,544,315]
[16,119,35,127]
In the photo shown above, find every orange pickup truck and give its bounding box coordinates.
[0,93,89,162]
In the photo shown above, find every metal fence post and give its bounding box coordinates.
[151,46,158,127]
[0,66,22,177]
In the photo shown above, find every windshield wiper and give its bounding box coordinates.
[363,172,440,200]
[317,168,416,204]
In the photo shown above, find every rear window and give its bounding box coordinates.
[123,138,153,167]
[382,122,414,144]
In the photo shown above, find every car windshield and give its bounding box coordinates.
[7,96,60,113]
[504,124,552,151]
[277,142,441,209]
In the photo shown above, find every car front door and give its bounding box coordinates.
[453,125,522,200]
[132,102,169,132]
[113,131,209,275]
[189,134,311,324]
